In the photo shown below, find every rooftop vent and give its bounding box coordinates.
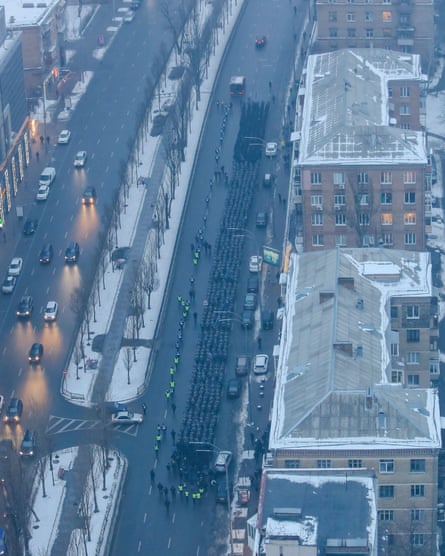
[377,410,387,430]
[338,277,354,290]
[320,291,334,303]
[356,298,364,310]
[272,508,302,520]
[333,342,353,356]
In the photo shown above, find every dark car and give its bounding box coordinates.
[28,343,43,363]
[263,173,273,187]
[16,295,33,318]
[243,292,258,311]
[241,310,254,329]
[19,430,36,457]
[39,243,53,264]
[216,478,232,504]
[227,378,241,399]
[23,218,38,236]
[235,355,250,377]
[65,241,80,263]
[82,186,96,205]
[262,310,274,330]
[4,398,23,423]
[255,35,267,48]
[256,211,268,228]
[247,276,259,293]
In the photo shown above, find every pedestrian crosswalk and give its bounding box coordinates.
[46,415,140,436]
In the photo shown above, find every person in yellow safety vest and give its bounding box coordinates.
[170,380,175,389]
[196,491,201,501]
[170,366,175,376]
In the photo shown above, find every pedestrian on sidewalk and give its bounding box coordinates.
[150,469,155,483]
[171,403,176,415]
[36,151,40,162]
[171,429,176,443]
[142,402,147,415]
[257,336,262,350]
[157,482,163,495]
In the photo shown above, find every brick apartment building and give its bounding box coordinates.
[314,0,434,71]
[292,48,429,252]
[269,248,441,555]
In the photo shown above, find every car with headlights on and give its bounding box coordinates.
[4,398,23,423]
[43,301,58,322]
[19,430,36,457]
[16,295,33,318]
[73,150,87,168]
[28,343,43,363]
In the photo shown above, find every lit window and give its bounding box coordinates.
[404,212,416,224]
[382,10,392,22]
[381,213,392,225]
[403,171,416,183]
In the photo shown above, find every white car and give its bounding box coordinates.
[8,257,23,276]
[124,10,135,22]
[36,185,50,201]
[43,301,58,322]
[73,151,87,168]
[0,395,4,413]
[253,354,269,375]
[111,410,143,424]
[212,450,232,473]
[265,142,278,157]
[58,129,71,144]
[1,275,16,294]
[249,255,263,273]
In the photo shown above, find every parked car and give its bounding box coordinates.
[263,173,273,187]
[253,354,269,375]
[23,218,38,236]
[28,343,43,363]
[262,310,274,330]
[57,129,71,144]
[1,275,16,294]
[4,398,23,423]
[111,410,143,424]
[36,185,50,201]
[19,430,36,457]
[39,243,54,264]
[255,211,268,228]
[235,355,250,377]
[82,186,96,205]
[39,167,56,186]
[8,257,23,276]
[243,292,258,311]
[216,478,232,504]
[65,241,80,263]
[241,310,254,329]
[247,276,259,293]
[212,450,232,473]
[265,141,278,157]
[73,150,87,168]
[227,378,241,399]
[43,301,58,322]
[16,295,33,318]
[249,255,262,273]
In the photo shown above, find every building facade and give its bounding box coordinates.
[314,0,434,71]
[292,49,429,252]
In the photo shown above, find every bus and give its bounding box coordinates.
[229,76,246,96]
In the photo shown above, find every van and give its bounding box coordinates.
[39,167,56,187]
[0,527,6,555]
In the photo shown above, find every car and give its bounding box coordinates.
[111,410,144,424]
[43,301,58,322]
[263,173,273,187]
[262,310,274,331]
[73,150,88,168]
[241,310,254,329]
[57,129,71,144]
[265,142,278,157]
[16,295,33,318]
[247,275,259,293]
[124,9,135,21]
[216,478,232,504]
[65,241,80,263]
[28,343,43,363]
[4,398,23,423]
[129,0,141,9]
[256,211,268,228]
[237,486,250,506]
[249,255,263,273]
[235,355,250,377]
[23,218,38,236]
[227,378,241,399]
[0,396,5,413]
[19,430,36,457]
[253,353,269,375]
[8,257,23,276]
[39,243,54,264]
[243,292,258,311]
[212,450,232,473]
[1,274,16,294]
[39,166,56,186]
[36,185,50,201]
[255,35,267,48]
[82,186,96,205]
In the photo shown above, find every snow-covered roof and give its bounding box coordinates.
[0,29,21,67]
[2,0,59,28]
[270,248,441,451]
[298,49,428,166]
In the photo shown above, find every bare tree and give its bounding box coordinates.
[140,254,157,309]
[124,348,133,385]
[70,286,87,347]
[159,0,190,61]
[74,343,82,380]
[184,9,209,108]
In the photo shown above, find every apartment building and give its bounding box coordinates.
[292,48,429,252]
[268,248,440,555]
[314,0,434,71]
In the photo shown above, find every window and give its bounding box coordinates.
[382,10,392,22]
[388,87,393,98]
[410,484,425,497]
[335,213,346,225]
[329,28,338,37]
[381,192,392,204]
[400,122,411,130]
[348,459,362,468]
[317,459,331,468]
[408,374,419,385]
[379,459,394,473]
[404,212,416,224]
[390,342,399,355]
[359,213,370,226]
[407,329,420,342]
[347,28,356,37]
[404,232,416,245]
[284,460,300,469]
[312,234,324,247]
[407,352,419,364]
[328,11,337,21]
[403,171,416,184]
[383,28,392,37]
[381,171,392,184]
[365,11,373,21]
[362,234,374,246]
[311,195,323,207]
[333,172,345,186]
[311,172,322,185]
[382,232,393,246]
[357,172,368,185]
[400,104,410,116]
[366,28,374,37]
[359,194,369,205]
[406,305,419,319]
[430,359,439,374]
[410,459,425,473]
[381,213,392,225]
[411,534,424,546]
[411,509,425,522]
[404,191,416,204]
[391,370,403,383]
[347,11,355,21]
[311,213,323,226]
[334,194,345,206]
[400,86,410,97]
[379,485,394,497]
[335,234,347,247]
[379,510,394,521]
